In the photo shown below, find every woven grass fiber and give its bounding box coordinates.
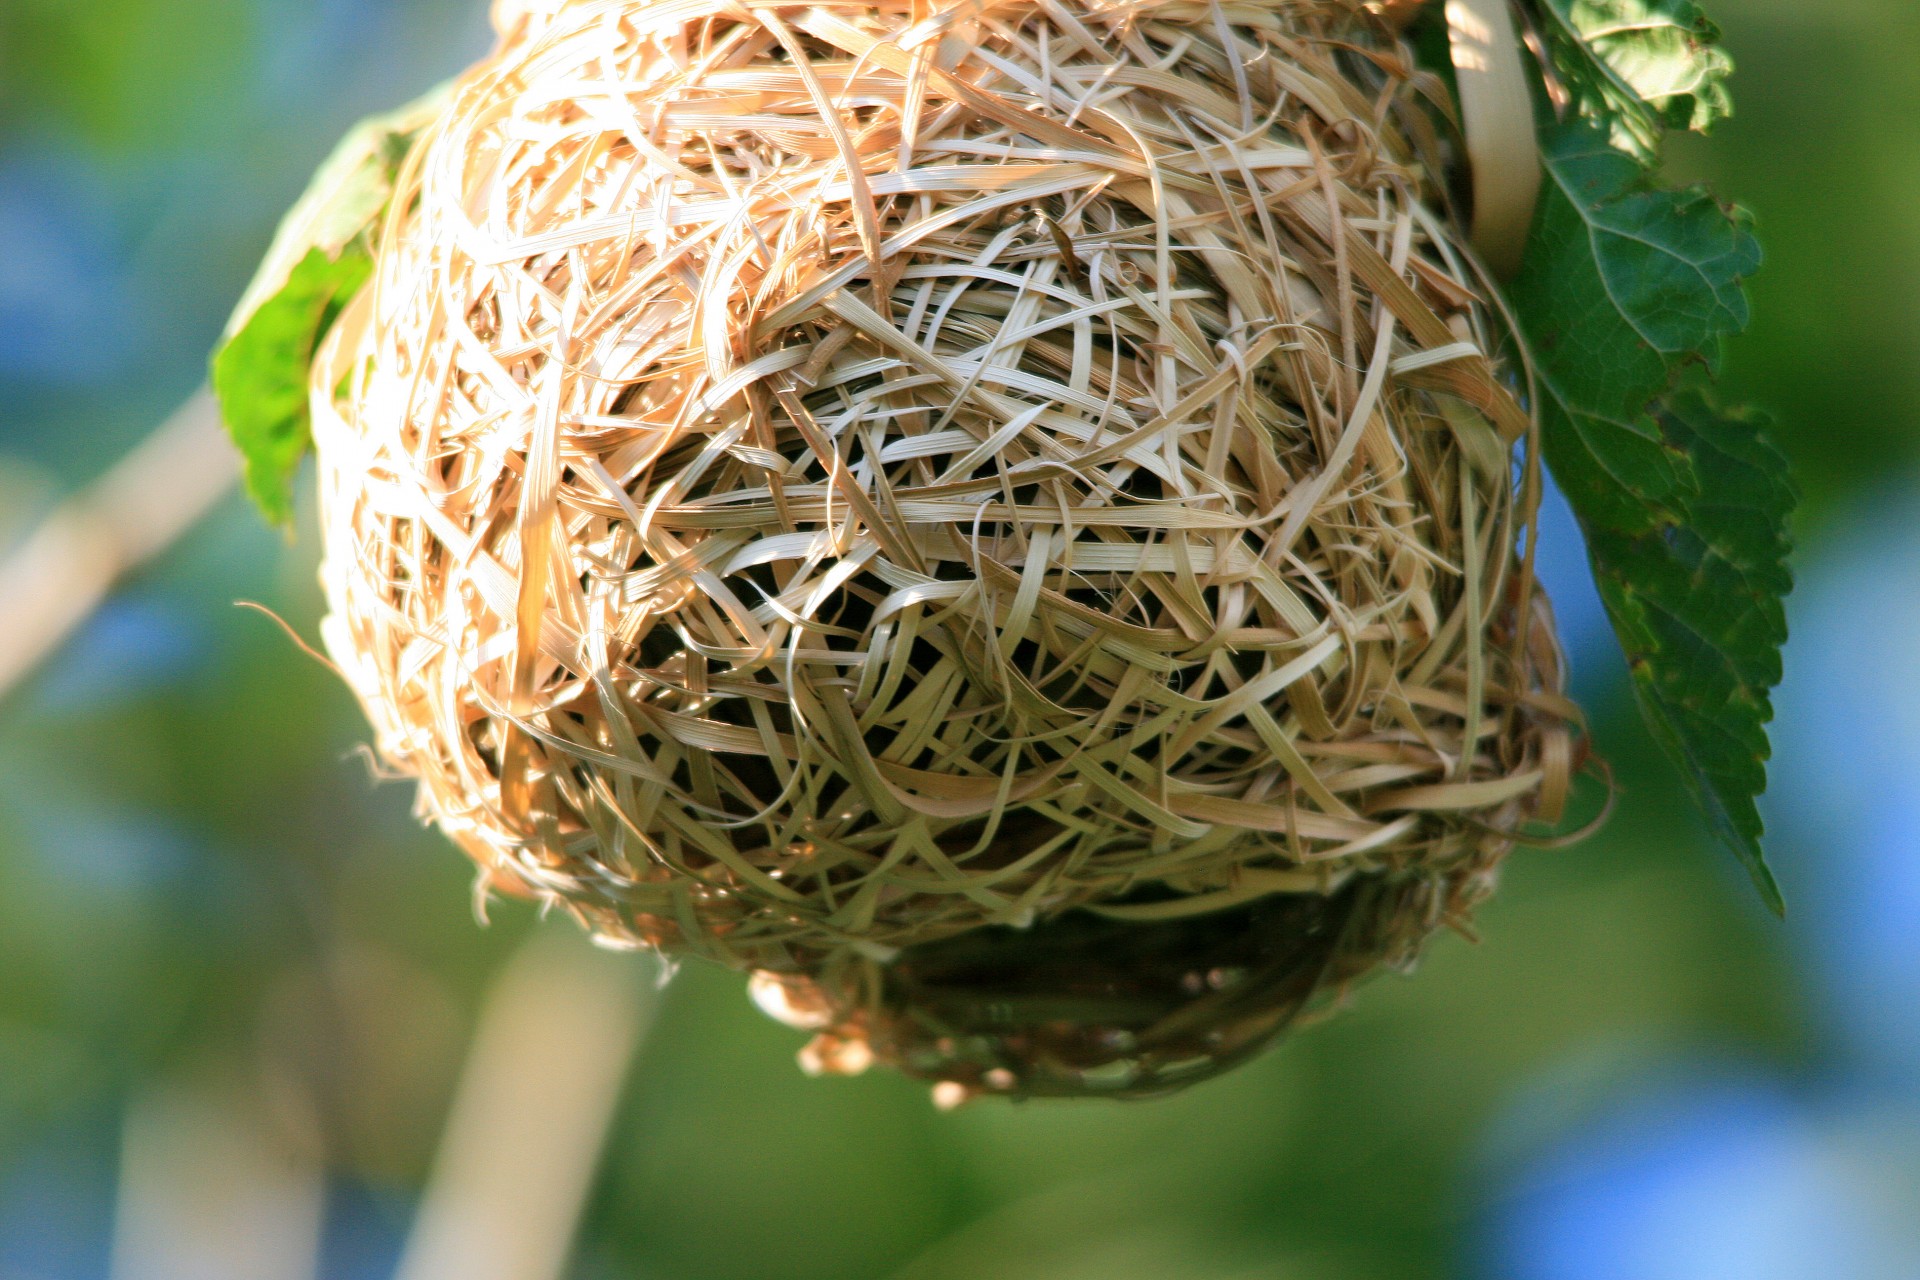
[313,0,1582,1095]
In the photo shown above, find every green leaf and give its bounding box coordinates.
[1599,395,1794,911]
[1510,123,1793,913]
[211,83,450,525]
[212,246,374,525]
[1534,0,1735,156]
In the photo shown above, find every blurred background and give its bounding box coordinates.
[1,1,1916,1276]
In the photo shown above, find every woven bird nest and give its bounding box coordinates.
[313,0,1579,1098]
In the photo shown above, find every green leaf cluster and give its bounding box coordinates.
[211,86,448,526]
[1512,3,1794,910]
[1535,0,1734,157]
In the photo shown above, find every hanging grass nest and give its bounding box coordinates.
[312,0,1581,1098]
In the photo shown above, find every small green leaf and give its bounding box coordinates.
[212,246,373,525]
[1510,123,1793,912]
[1535,0,1735,156]
[212,83,450,525]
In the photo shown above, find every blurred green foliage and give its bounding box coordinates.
[1697,0,1920,515]
[0,0,254,152]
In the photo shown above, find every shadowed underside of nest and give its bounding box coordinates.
[312,0,1580,1090]
[753,868,1475,1100]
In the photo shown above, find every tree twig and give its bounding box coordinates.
[392,928,659,1280]
[0,390,237,702]
[110,1069,326,1280]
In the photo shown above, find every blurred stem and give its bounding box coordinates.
[110,1069,327,1280]
[393,927,659,1280]
[1447,0,1543,278]
[0,389,237,702]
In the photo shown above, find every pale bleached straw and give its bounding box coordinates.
[311,0,1577,1037]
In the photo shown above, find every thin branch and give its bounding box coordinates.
[0,390,237,702]
[110,1070,326,1280]
[393,928,660,1280]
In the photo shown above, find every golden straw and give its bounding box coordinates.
[313,0,1580,1096]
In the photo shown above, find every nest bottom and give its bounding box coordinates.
[752,873,1465,1102]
